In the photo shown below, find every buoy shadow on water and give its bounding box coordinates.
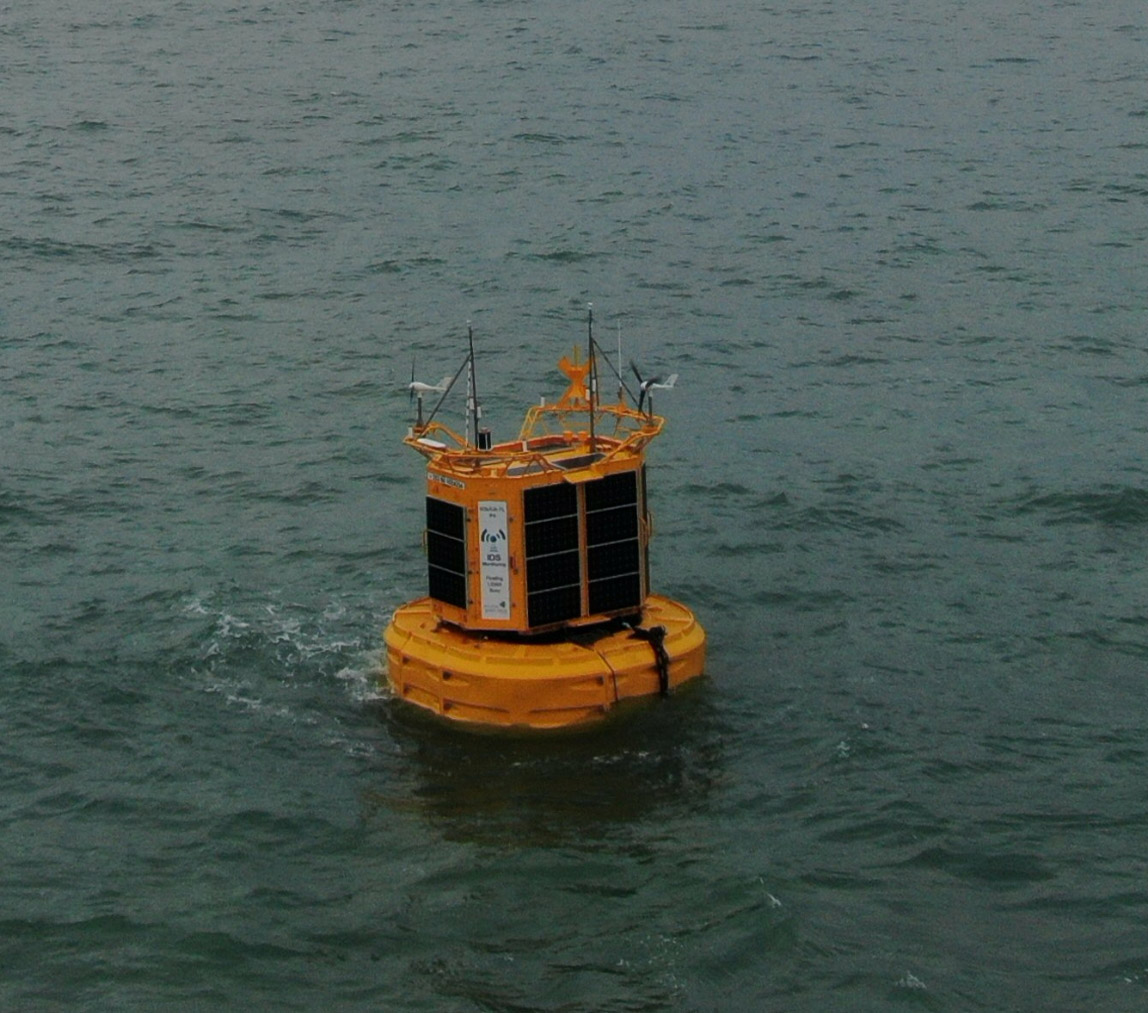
[362,677,721,847]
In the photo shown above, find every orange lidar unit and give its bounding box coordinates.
[384,312,705,731]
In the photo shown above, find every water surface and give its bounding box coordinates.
[3,1,1148,1009]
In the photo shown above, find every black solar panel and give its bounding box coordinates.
[525,514,579,557]
[524,483,581,627]
[586,504,639,545]
[589,573,643,614]
[522,470,645,628]
[426,496,465,540]
[526,550,582,592]
[588,540,640,581]
[428,567,467,609]
[584,470,637,512]
[584,472,642,614]
[426,497,467,609]
[524,482,577,522]
[528,585,582,628]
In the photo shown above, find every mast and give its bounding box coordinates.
[587,303,596,450]
[466,321,479,448]
[617,321,624,403]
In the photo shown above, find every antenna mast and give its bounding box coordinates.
[466,321,480,448]
[616,321,624,403]
[587,303,597,449]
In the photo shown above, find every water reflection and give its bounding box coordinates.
[363,684,724,848]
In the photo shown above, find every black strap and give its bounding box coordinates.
[631,624,670,696]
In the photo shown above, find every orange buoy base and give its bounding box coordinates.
[383,594,706,731]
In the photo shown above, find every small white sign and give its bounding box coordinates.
[478,500,510,620]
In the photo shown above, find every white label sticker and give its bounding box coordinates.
[478,500,510,620]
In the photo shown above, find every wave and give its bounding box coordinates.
[900,846,1055,885]
[177,590,386,719]
[0,235,168,264]
[1010,486,1148,526]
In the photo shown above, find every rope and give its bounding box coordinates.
[630,624,670,696]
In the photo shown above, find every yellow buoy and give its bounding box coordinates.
[383,311,706,731]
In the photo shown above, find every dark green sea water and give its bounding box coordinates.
[4,1,1148,1009]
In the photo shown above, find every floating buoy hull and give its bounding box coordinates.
[384,593,706,731]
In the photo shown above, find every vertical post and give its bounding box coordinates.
[467,321,481,449]
[617,321,624,404]
[587,303,596,450]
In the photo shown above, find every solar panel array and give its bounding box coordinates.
[428,469,646,628]
[525,471,643,628]
[524,482,582,627]
[425,497,467,609]
[585,471,642,615]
